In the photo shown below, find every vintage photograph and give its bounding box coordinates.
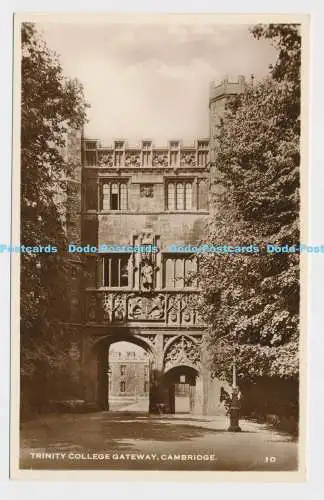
[12,13,307,478]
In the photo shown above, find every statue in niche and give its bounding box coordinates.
[148,294,165,319]
[141,259,154,290]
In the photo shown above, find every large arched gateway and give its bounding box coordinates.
[80,323,225,415]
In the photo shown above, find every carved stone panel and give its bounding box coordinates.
[180,151,196,167]
[164,336,200,372]
[152,151,168,167]
[180,294,194,324]
[166,294,182,324]
[97,151,113,167]
[136,334,157,348]
[101,292,126,322]
[125,151,141,167]
[163,334,177,349]
[127,294,165,321]
[87,295,97,321]
[140,184,154,197]
[112,293,127,322]
[86,291,202,325]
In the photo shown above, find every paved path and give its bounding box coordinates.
[20,411,298,471]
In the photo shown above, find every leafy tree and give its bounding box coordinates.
[199,25,301,399]
[20,23,88,413]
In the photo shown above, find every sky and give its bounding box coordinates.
[37,20,277,147]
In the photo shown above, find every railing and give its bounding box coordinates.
[85,289,203,326]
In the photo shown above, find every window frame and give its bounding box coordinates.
[102,253,130,288]
[162,253,198,290]
[100,179,128,211]
[166,179,194,211]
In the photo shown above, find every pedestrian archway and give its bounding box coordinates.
[163,365,199,414]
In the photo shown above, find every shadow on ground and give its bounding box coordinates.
[21,411,230,451]
[19,411,298,471]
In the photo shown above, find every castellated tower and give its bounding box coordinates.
[208,76,246,212]
[209,75,246,161]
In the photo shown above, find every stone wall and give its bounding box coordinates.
[97,212,208,248]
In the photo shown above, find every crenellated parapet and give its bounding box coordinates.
[209,75,246,106]
[82,138,210,168]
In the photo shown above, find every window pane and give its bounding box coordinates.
[111,183,118,210]
[102,183,110,210]
[167,183,175,210]
[175,258,184,288]
[198,179,209,210]
[177,183,184,210]
[111,194,118,210]
[184,257,197,287]
[105,255,129,287]
[185,183,192,210]
[120,255,129,287]
[103,257,110,286]
[111,257,119,286]
[164,258,174,288]
[120,184,127,210]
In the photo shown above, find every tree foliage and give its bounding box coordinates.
[199,24,301,384]
[20,23,88,411]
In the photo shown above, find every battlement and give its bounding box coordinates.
[82,137,210,168]
[209,75,246,105]
[82,138,210,151]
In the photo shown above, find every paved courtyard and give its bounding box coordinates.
[19,409,298,471]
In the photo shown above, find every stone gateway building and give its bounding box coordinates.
[65,77,245,415]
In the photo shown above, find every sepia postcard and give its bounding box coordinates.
[10,12,308,481]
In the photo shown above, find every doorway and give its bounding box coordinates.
[163,366,199,414]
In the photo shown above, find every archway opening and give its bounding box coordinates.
[163,365,199,414]
[107,341,150,412]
